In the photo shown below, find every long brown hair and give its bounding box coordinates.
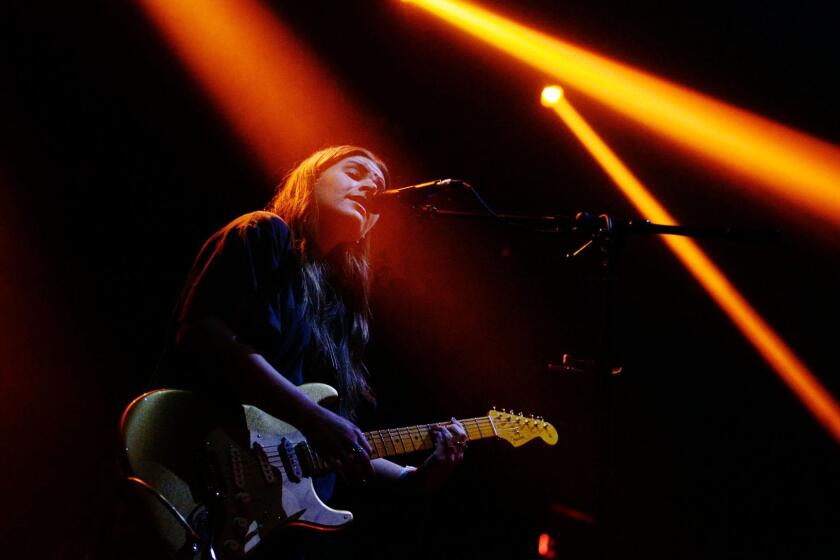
[266,146,389,419]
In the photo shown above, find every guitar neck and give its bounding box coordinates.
[364,416,496,460]
[304,416,496,473]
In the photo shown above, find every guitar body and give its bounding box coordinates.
[120,385,558,558]
[120,384,352,559]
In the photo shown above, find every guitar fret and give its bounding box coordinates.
[418,425,430,451]
[418,425,430,449]
[409,425,427,451]
[393,427,408,453]
[381,430,395,456]
[475,418,491,438]
[386,429,400,455]
[395,429,406,454]
[390,429,402,455]
[470,425,483,439]
[374,430,385,456]
[373,430,386,456]
[463,418,477,440]
[366,432,383,459]
[403,426,417,452]
[359,416,500,461]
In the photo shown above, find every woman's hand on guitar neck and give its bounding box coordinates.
[431,418,468,464]
[406,418,467,493]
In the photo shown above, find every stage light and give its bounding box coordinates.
[543,91,840,443]
[537,533,556,558]
[403,0,840,232]
[541,86,563,107]
[138,0,377,172]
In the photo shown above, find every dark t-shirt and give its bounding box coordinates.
[156,211,337,499]
[163,211,312,391]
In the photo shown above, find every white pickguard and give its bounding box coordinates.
[249,429,353,531]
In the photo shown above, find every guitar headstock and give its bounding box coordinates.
[488,408,558,447]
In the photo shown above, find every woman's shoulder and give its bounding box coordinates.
[217,211,291,245]
[225,210,289,232]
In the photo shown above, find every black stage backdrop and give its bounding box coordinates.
[1,2,838,559]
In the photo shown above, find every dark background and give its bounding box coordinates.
[1,1,838,558]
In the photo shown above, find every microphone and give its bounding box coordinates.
[367,179,470,212]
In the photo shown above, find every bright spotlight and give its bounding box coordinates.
[404,0,840,232]
[542,93,840,444]
[137,0,378,172]
[541,85,563,106]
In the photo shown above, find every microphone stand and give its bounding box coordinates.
[413,202,780,558]
[415,205,780,245]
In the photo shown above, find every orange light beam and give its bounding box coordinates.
[543,88,840,443]
[138,0,377,172]
[403,0,840,230]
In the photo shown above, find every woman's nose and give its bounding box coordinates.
[357,182,377,196]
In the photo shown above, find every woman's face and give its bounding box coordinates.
[313,155,386,252]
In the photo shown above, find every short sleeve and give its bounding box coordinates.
[177,211,294,352]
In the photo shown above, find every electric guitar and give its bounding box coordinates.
[120,384,558,559]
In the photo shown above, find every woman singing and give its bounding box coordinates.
[159,145,466,507]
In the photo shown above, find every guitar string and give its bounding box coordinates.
[251,416,543,462]
[254,417,498,463]
[254,417,491,450]
[254,433,469,471]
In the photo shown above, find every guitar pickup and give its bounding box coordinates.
[253,443,277,485]
[229,445,246,490]
[278,438,303,483]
